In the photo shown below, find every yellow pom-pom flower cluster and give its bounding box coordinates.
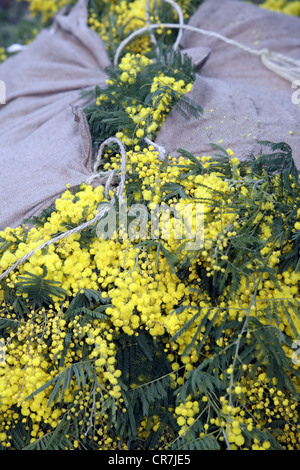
[261,0,300,15]
[116,69,193,145]
[88,49,197,148]
[87,0,200,56]
[1,143,299,450]
[24,0,76,24]
[89,0,153,55]
[1,0,300,452]
[0,47,7,63]
[0,184,106,296]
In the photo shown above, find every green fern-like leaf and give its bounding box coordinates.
[15,269,67,307]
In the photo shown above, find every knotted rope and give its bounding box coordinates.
[0,137,127,281]
[114,16,300,84]
[145,0,184,51]
[86,136,126,201]
[2,0,299,281]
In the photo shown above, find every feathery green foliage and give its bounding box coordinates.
[84,45,202,149]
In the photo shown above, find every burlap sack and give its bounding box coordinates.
[155,0,300,167]
[1,0,299,231]
[0,0,111,230]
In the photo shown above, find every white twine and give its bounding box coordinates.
[145,0,158,48]
[144,137,167,160]
[2,0,299,282]
[0,137,127,282]
[145,0,184,51]
[86,136,127,201]
[113,22,300,84]
[261,49,300,83]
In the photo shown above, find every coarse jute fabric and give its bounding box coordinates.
[0,0,299,231]
[155,0,300,166]
[0,0,111,230]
